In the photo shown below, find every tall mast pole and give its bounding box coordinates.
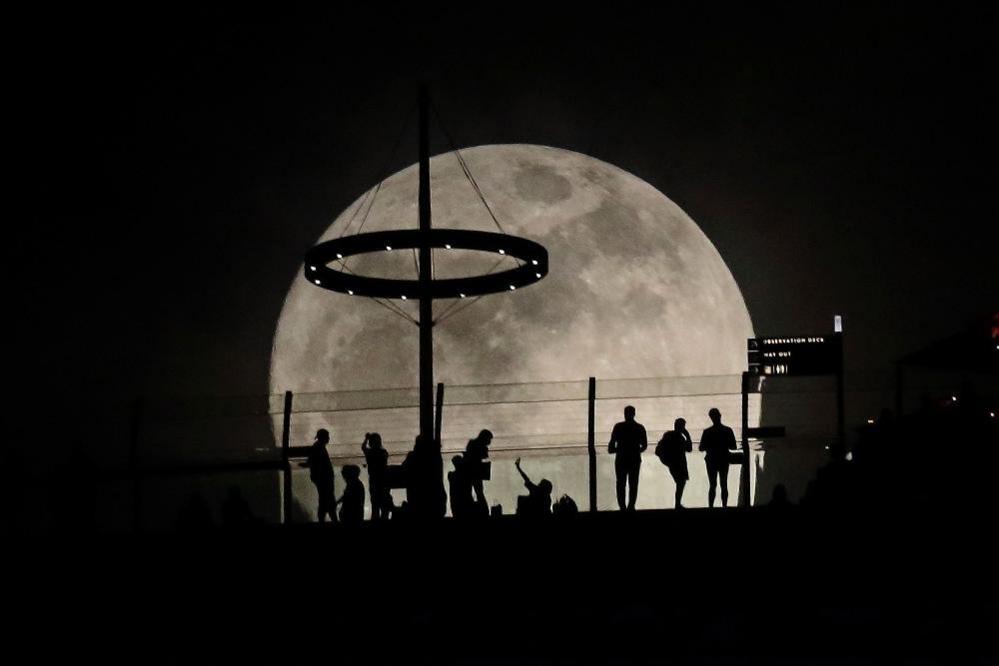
[418,85,434,442]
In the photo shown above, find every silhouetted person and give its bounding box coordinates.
[447,454,476,518]
[403,434,446,519]
[656,418,693,508]
[514,457,553,517]
[608,406,648,511]
[338,464,365,525]
[552,494,578,518]
[303,428,336,523]
[221,486,253,528]
[464,429,493,511]
[699,408,737,507]
[362,432,391,520]
[768,484,791,509]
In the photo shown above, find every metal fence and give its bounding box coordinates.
[98,373,847,530]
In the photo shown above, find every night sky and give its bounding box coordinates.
[14,4,998,430]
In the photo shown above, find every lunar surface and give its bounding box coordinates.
[272,144,753,394]
[271,144,765,511]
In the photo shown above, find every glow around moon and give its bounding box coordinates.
[271,144,754,395]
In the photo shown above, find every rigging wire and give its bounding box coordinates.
[336,186,372,238]
[340,103,417,271]
[334,260,419,326]
[432,255,508,324]
[430,100,508,235]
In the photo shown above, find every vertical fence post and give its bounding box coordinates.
[741,373,750,508]
[434,382,445,446]
[835,332,846,454]
[588,377,596,513]
[282,391,293,525]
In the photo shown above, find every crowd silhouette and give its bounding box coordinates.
[294,405,754,524]
[160,387,995,530]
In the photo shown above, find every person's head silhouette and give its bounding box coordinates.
[674,417,686,431]
[342,464,361,481]
[624,406,636,421]
[708,408,722,425]
[477,429,493,446]
[315,428,330,445]
[366,432,383,449]
[451,454,464,470]
[538,479,553,495]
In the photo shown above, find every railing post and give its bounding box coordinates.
[741,373,750,508]
[835,332,846,454]
[434,382,445,446]
[282,390,293,525]
[588,377,596,513]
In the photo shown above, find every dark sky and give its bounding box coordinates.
[14,3,998,418]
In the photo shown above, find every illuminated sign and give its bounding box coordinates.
[747,334,842,376]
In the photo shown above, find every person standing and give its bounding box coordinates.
[655,418,693,508]
[464,429,493,512]
[699,408,738,507]
[361,432,391,520]
[608,406,648,511]
[305,428,337,523]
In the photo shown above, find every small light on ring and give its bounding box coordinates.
[336,253,343,260]
[531,259,538,265]
[445,244,452,250]
[459,293,466,298]
[386,245,393,251]
[498,249,505,255]
[309,265,317,271]
[315,279,321,285]
[401,295,407,300]
[347,290,354,295]
[509,285,516,290]
[536,273,542,279]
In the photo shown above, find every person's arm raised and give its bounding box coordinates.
[515,457,531,486]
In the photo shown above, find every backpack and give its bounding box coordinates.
[654,433,671,466]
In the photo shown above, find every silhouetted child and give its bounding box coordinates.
[362,432,391,520]
[552,494,578,518]
[514,457,552,518]
[337,464,365,525]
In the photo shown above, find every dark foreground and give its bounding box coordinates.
[8,507,997,665]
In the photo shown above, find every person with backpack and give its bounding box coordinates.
[655,418,693,508]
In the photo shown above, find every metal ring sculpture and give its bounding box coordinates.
[304,229,549,300]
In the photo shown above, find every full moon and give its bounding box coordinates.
[272,144,757,510]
